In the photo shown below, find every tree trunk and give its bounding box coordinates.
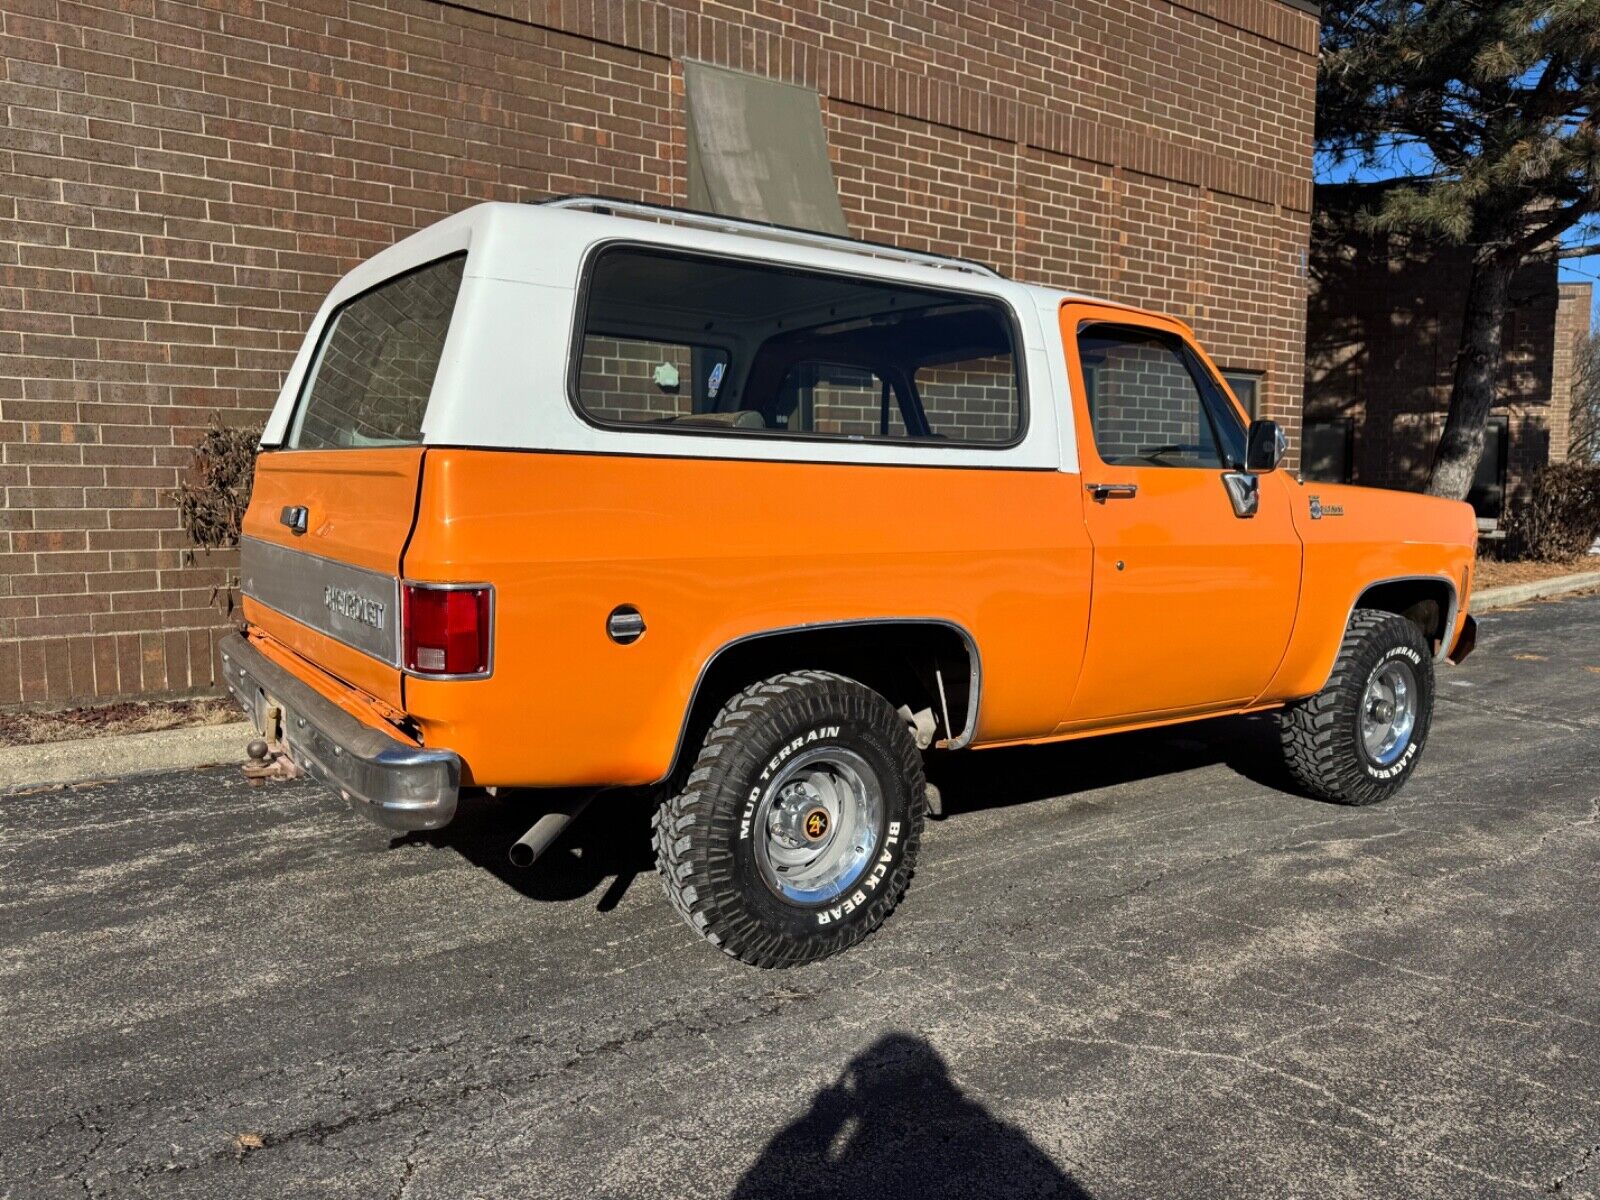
[1426,251,1517,499]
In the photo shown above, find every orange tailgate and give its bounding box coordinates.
[239,448,425,711]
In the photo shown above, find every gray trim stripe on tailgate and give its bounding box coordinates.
[240,535,401,665]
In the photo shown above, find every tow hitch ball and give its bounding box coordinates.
[242,737,301,784]
[240,705,301,785]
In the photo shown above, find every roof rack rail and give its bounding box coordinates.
[536,194,1004,280]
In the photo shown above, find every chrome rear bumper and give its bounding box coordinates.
[218,632,459,832]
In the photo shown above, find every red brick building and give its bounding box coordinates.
[1303,183,1594,524]
[0,0,1320,708]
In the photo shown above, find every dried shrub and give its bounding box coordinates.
[1502,463,1600,563]
[173,418,260,617]
[174,418,260,553]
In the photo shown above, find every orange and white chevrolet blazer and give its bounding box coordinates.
[224,197,1477,967]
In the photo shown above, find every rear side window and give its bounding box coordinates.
[777,363,906,438]
[578,335,733,425]
[571,245,1023,447]
[288,255,465,450]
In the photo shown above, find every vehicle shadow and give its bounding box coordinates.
[925,711,1317,819]
[730,1031,1091,1199]
[402,713,1320,908]
[398,787,658,908]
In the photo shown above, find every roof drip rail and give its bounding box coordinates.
[537,194,1005,280]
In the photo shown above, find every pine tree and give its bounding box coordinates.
[1318,2,1600,498]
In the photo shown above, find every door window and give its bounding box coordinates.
[1077,325,1241,469]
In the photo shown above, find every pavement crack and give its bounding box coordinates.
[389,1128,426,1200]
[109,985,821,1186]
[1550,1142,1599,1193]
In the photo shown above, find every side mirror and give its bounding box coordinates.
[1246,420,1287,473]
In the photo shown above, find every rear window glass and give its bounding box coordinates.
[288,255,465,450]
[571,246,1022,446]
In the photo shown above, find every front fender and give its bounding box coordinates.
[1262,480,1476,701]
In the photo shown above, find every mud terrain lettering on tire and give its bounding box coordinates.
[761,726,841,781]
[739,725,844,840]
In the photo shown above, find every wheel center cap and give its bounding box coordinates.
[1370,699,1395,723]
[802,807,830,842]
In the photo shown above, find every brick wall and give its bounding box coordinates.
[0,0,1318,708]
[1305,186,1569,515]
[1551,282,1595,463]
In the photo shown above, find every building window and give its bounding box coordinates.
[1303,419,1353,483]
[1222,371,1262,419]
[1467,416,1510,521]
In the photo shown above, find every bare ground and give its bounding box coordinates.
[0,696,237,750]
[1474,553,1600,590]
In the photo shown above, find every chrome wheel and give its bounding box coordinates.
[754,746,884,905]
[1361,659,1418,767]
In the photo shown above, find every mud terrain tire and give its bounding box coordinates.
[653,671,925,968]
[1276,608,1435,806]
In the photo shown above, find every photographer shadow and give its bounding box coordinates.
[731,1032,1091,1200]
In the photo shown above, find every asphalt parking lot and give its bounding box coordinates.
[3,594,1598,1199]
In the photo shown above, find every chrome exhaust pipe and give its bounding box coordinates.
[509,792,595,868]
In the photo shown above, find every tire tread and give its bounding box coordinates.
[651,670,926,968]
[1276,609,1434,806]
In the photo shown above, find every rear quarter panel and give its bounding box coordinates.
[1263,480,1476,701]
[401,449,1094,787]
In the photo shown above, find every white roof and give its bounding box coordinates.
[260,200,1122,472]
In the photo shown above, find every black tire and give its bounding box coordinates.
[652,670,926,968]
[1276,608,1435,805]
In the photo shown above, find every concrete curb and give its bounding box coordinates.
[1471,570,1600,613]
[0,720,251,794]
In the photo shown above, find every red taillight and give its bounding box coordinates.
[402,584,491,677]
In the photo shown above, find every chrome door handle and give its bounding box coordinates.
[1086,482,1139,500]
[279,505,308,535]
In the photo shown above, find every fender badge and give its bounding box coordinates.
[1309,495,1344,520]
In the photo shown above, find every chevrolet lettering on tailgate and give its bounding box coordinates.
[324,585,386,631]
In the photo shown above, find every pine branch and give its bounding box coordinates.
[1504,201,1595,260]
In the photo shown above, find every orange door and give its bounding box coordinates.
[1060,304,1302,728]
